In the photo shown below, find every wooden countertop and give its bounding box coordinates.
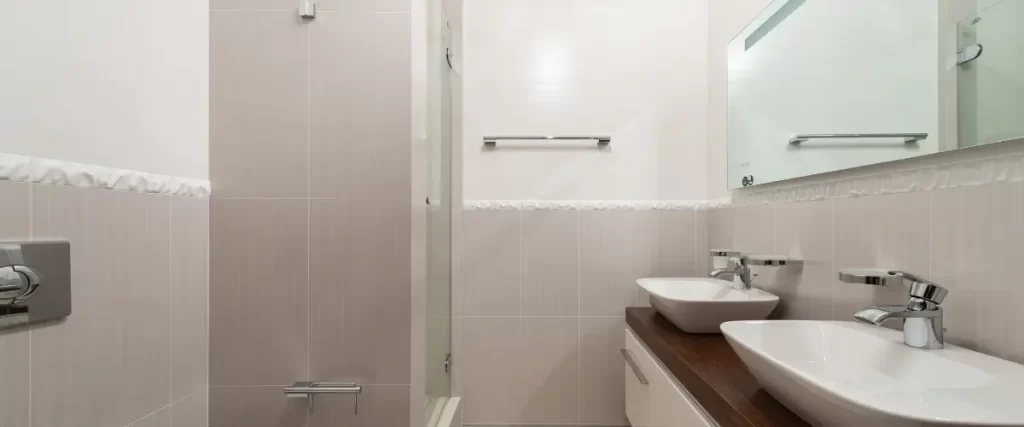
[625,307,809,427]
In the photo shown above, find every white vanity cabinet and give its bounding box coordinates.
[624,328,717,427]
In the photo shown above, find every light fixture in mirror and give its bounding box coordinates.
[727,0,1022,189]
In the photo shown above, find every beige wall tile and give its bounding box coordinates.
[462,317,522,424]
[578,317,627,426]
[832,192,931,321]
[171,197,211,401]
[118,192,173,422]
[0,181,29,427]
[706,207,735,254]
[130,406,170,427]
[651,210,697,278]
[520,317,579,425]
[316,0,411,13]
[0,181,29,238]
[0,326,30,427]
[308,385,410,427]
[210,11,308,198]
[932,183,1024,362]
[171,389,209,427]
[734,205,774,254]
[462,210,521,316]
[210,0,295,10]
[521,210,579,316]
[309,199,411,385]
[695,209,709,275]
[31,187,126,427]
[580,210,654,316]
[210,386,308,427]
[309,11,412,199]
[769,200,833,320]
[210,199,309,386]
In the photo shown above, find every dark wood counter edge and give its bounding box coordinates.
[625,307,809,427]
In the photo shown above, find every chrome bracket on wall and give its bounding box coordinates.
[0,241,71,331]
[285,382,362,413]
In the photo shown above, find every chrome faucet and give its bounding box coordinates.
[709,251,799,291]
[710,256,753,290]
[840,269,949,349]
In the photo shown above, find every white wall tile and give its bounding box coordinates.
[463,0,709,200]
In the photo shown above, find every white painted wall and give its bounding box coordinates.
[0,0,209,179]
[463,0,709,201]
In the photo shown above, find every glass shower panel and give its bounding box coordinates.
[957,0,1024,148]
[425,0,452,424]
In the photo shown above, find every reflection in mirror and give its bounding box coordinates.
[727,0,1023,189]
[958,0,1024,148]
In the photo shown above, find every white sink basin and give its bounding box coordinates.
[721,320,1024,427]
[636,278,779,333]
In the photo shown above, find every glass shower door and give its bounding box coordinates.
[425,0,453,423]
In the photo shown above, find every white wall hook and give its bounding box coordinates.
[299,0,316,19]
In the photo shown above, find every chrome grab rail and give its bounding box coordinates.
[789,133,928,145]
[285,381,362,413]
[483,135,611,146]
[620,349,649,385]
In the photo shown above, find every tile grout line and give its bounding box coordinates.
[168,196,174,412]
[576,208,581,425]
[27,183,35,427]
[829,198,836,320]
[305,13,312,425]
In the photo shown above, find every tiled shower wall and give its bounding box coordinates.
[0,181,209,427]
[455,208,705,426]
[707,181,1024,364]
[208,1,412,426]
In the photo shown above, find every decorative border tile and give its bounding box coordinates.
[0,152,210,198]
[465,148,1024,210]
[730,149,1024,207]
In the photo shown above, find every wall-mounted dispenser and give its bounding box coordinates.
[0,241,71,330]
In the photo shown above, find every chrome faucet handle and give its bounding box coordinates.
[839,269,948,304]
[891,271,948,304]
[839,268,903,286]
[747,255,802,267]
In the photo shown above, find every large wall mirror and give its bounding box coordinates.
[728,0,1023,189]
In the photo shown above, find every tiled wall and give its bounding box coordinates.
[462,0,710,201]
[208,0,413,426]
[708,181,1024,364]
[0,180,209,427]
[455,208,704,426]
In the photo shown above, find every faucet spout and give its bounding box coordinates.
[709,267,737,278]
[853,305,909,325]
[853,299,944,349]
[710,256,752,290]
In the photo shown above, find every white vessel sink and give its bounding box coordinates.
[636,278,779,333]
[721,320,1024,427]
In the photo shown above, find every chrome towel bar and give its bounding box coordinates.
[483,135,611,146]
[789,133,928,145]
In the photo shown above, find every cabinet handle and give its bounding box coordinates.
[621,349,649,385]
